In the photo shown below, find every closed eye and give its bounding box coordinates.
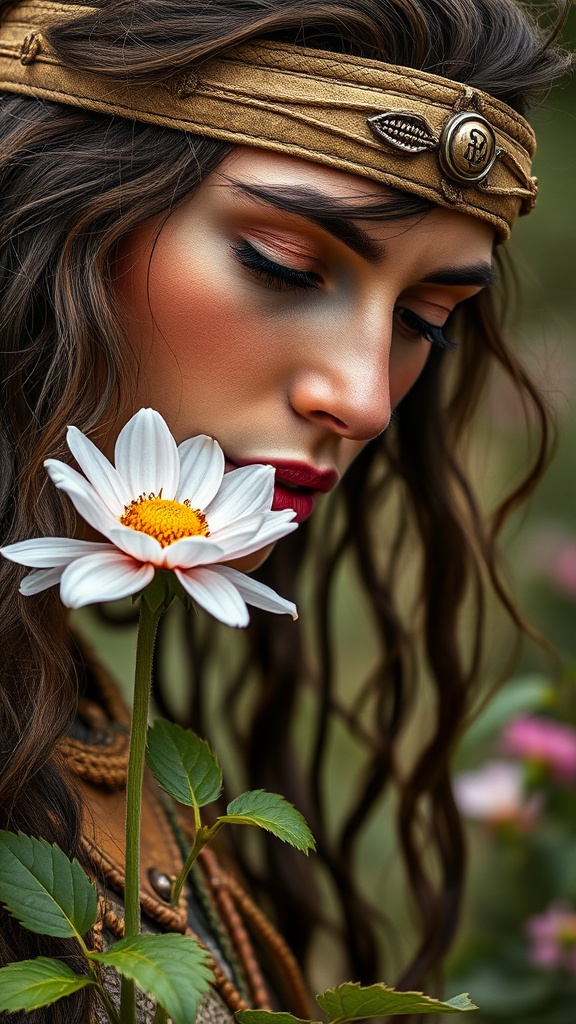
[394,307,456,350]
[232,239,322,291]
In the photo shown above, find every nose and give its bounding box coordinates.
[288,308,393,442]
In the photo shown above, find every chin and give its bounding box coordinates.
[224,543,276,574]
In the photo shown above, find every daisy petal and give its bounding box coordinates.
[20,566,65,596]
[162,537,225,570]
[204,465,275,531]
[108,527,164,565]
[175,567,249,628]
[0,537,116,568]
[176,436,225,510]
[207,513,266,549]
[218,516,298,561]
[114,408,179,499]
[44,460,121,538]
[210,510,294,549]
[67,426,131,514]
[210,565,298,619]
[60,551,155,609]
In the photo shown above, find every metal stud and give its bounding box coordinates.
[148,868,174,902]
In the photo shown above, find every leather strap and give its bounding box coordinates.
[79,769,188,932]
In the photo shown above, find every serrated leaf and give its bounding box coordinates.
[146,720,222,809]
[317,982,478,1017]
[236,984,477,1024]
[91,932,213,1024]
[236,1014,313,1024]
[0,831,98,940]
[445,995,480,1010]
[0,958,94,1012]
[224,791,315,854]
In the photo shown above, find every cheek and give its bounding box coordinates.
[151,269,242,377]
[117,233,274,417]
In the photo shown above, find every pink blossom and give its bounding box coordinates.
[549,541,576,597]
[501,716,576,784]
[518,526,576,598]
[453,761,539,828]
[526,904,576,974]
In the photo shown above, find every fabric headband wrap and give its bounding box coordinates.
[0,1,538,241]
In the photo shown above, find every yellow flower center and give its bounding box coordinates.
[119,493,209,548]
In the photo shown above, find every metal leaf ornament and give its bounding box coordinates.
[367,111,439,154]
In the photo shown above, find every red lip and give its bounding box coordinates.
[228,459,338,523]
[264,461,339,492]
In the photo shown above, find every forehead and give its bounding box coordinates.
[207,147,496,259]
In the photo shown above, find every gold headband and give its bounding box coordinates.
[0,1,538,241]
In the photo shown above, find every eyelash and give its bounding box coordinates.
[233,239,456,350]
[394,307,456,351]
[232,239,322,290]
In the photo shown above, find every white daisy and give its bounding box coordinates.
[0,408,298,627]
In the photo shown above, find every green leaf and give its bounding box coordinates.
[236,983,478,1024]
[146,720,222,809]
[223,791,315,854]
[91,932,213,1024]
[0,831,98,940]
[445,995,481,1011]
[236,1014,311,1024]
[0,958,94,1012]
[317,982,478,1017]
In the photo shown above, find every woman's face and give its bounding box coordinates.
[112,149,494,562]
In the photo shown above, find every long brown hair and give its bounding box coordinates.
[0,1,571,1020]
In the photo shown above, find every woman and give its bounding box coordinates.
[0,1,571,1021]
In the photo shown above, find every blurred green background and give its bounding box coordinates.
[73,4,576,1020]
[444,4,576,1020]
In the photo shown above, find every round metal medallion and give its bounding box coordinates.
[439,111,499,184]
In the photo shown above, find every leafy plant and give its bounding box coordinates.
[0,721,315,1023]
[236,981,478,1023]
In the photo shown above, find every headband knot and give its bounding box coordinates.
[19,29,43,64]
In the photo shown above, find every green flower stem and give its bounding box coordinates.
[73,937,121,1024]
[93,978,123,1024]
[170,820,224,907]
[120,593,164,1024]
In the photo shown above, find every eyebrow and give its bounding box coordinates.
[231,180,388,263]
[230,180,495,287]
[422,266,496,288]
